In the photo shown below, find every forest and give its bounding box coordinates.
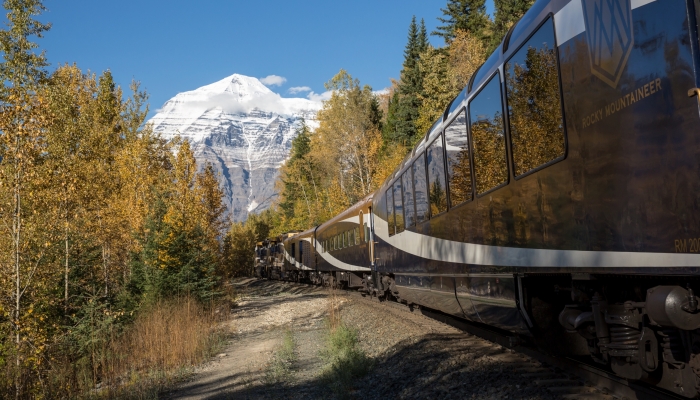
[0,0,535,398]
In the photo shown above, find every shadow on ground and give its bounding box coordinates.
[165,330,558,400]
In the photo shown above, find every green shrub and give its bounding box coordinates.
[320,324,371,397]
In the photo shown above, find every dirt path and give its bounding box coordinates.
[162,279,330,400]
[162,280,587,400]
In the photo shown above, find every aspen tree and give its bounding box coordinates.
[0,1,49,396]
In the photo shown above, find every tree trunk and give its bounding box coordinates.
[14,154,21,400]
[65,224,69,311]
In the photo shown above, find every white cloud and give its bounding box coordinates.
[168,90,322,117]
[260,75,287,86]
[288,86,312,94]
[307,91,332,102]
[373,88,389,96]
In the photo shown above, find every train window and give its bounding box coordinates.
[469,74,508,194]
[393,180,405,234]
[386,189,395,236]
[412,152,429,223]
[354,227,359,245]
[505,17,565,177]
[444,110,473,206]
[427,134,448,216]
[364,223,369,242]
[291,243,295,259]
[401,170,415,227]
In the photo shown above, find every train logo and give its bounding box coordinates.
[582,0,634,88]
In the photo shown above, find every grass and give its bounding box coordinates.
[320,289,372,397]
[264,329,297,385]
[84,296,229,399]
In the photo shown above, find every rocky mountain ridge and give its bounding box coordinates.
[148,74,320,222]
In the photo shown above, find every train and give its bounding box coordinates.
[255,0,700,397]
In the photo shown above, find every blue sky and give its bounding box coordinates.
[37,0,495,118]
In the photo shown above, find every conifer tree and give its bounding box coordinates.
[382,89,400,141]
[433,0,490,45]
[392,17,427,145]
[490,0,534,52]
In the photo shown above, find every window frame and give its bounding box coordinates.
[401,168,417,228]
[386,188,395,236]
[504,14,568,181]
[425,132,449,218]
[468,70,511,198]
[442,108,475,210]
[412,151,430,225]
[393,179,406,234]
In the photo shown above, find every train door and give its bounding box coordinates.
[298,240,303,266]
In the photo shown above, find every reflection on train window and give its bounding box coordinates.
[393,180,405,233]
[401,170,416,227]
[386,189,395,236]
[412,152,429,223]
[470,74,508,194]
[364,223,369,242]
[354,227,359,245]
[444,110,472,206]
[505,17,564,177]
[427,134,447,216]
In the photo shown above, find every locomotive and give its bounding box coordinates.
[259,0,700,396]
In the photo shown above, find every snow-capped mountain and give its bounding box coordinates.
[148,74,321,222]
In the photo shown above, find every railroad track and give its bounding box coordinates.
[343,288,686,400]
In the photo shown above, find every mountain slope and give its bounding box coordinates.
[148,74,320,222]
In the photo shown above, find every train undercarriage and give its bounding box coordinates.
[521,274,700,398]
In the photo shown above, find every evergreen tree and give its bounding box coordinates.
[382,89,400,141]
[433,0,490,44]
[490,0,534,52]
[393,16,426,145]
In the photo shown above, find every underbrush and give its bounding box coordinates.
[264,330,297,385]
[320,289,371,397]
[45,296,229,399]
[96,297,228,399]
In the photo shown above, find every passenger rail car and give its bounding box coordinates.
[266,0,700,396]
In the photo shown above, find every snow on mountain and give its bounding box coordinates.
[148,73,321,222]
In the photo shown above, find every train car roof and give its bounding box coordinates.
[282,226,316,243]
[316,192,374,232]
